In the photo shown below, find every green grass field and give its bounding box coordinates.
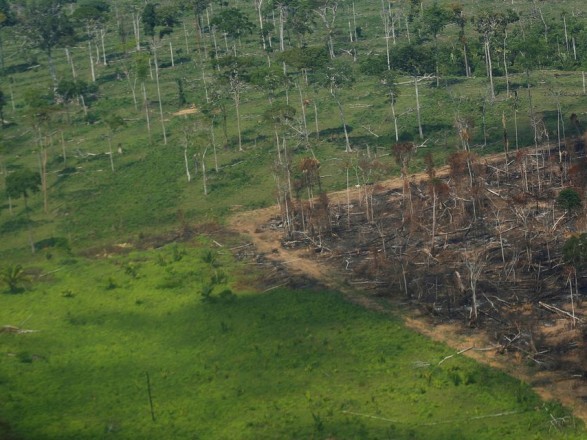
[0,241,584,439]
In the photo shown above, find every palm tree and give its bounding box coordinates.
[0,264,29,293]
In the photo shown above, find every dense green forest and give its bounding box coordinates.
[1,0,587,438]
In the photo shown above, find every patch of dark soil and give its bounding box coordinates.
[78,221,244,258]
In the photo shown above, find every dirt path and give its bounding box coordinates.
[227,151,587,423]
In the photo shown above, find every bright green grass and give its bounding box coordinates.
[0,242,583,439]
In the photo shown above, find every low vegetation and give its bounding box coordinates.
[0,240,583,439]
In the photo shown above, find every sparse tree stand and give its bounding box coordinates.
[421,3,452,88]
[5,169,41,254]
[474,10,518,103]
[181,0,211,54]
[72,0,111,83]
[142,3,180,146]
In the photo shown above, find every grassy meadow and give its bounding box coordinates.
[1,240,584,439]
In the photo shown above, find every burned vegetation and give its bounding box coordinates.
[266,135,587,380]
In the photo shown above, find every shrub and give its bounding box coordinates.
[0,265,30,294]
[557,188,582,212]
[563,233,587,268]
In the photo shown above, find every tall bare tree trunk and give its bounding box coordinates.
[141,82,152,141]
[414,76,423,139]
[153,47,167,145]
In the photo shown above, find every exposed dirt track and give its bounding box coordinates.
[228,149,587,423]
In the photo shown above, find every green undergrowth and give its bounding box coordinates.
[0,241,583,439]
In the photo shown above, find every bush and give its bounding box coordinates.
[563,233,587,268]
[35,236,70,251]
[557,188,582,212]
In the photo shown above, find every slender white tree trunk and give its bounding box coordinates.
[414,77,423,139]
[297,82,309,145]
[485,38,495,101]
[390,99,398,142]
[108,135,115,172]
[153,47,167,145]
[65,47,76,79]
[142,82,152,140]
[332,90,351,152]
[202,147,208,195]
[88,40,96,82]
[233,86,243,151]
[100,28,107,65]
[184,147,191,182]
[210,123,218,172]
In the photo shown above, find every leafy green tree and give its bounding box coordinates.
[6,168,41,211]
[210,7,255,55]
[420,2,452,86]
[23,87,55,132]
[56,79,98,119]
[142,3,158,40]
[213,55,255,151]
[0,264,29,294]
[391,43,435,75]
[473,9,518,100]
[266,0,315,51]
[72,0,111,80]
[557,188,582,213]
[15,0,76,88]
[179,0,211,41]
[279,45,329,83]
[450,3,471,77]
[249,64,287,103]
